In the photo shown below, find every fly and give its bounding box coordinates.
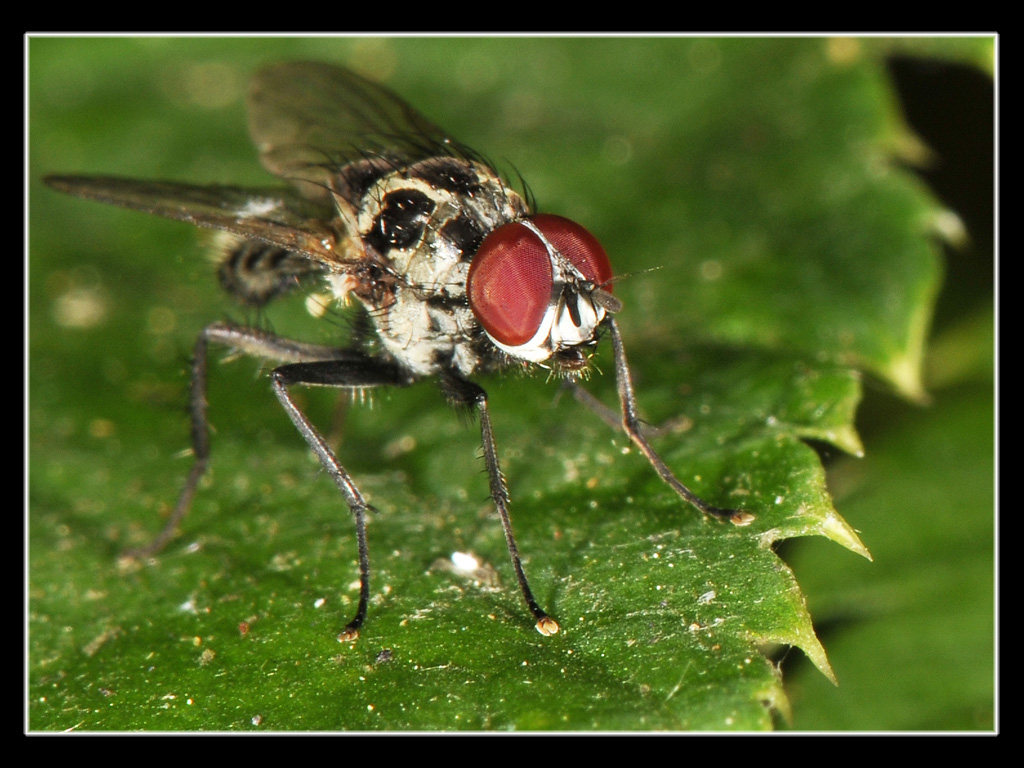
[45,62,754,641]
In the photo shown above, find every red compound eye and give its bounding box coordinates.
[531,214,613,292]
[467,222,551,347]
[467,215,612,349]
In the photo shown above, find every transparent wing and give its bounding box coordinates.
[249,62,473,198]
[44,175,354,267]
[46,64,478,269]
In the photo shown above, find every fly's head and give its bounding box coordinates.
[466,213,621,376]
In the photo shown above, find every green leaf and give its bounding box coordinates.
[782,310,994,729]
[30,36,985,731]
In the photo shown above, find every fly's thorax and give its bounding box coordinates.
[349,157,529,378]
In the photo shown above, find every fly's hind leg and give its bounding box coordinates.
[121,321,393,559]
[119,325,215,560]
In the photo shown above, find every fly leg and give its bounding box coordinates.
[119,327,214,560]
[563,381,692,439]
[122,321,378,560]
[605,318,755,527]
[271,357,410,641]
[441,374,559,637]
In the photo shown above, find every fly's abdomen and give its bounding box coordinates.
[216,234,326,307]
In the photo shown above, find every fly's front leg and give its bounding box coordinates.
[122,321,377,558]
[272,357,409,641]
[442,374,559,637]
[606,318,755,527]
[563,381,692,440]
